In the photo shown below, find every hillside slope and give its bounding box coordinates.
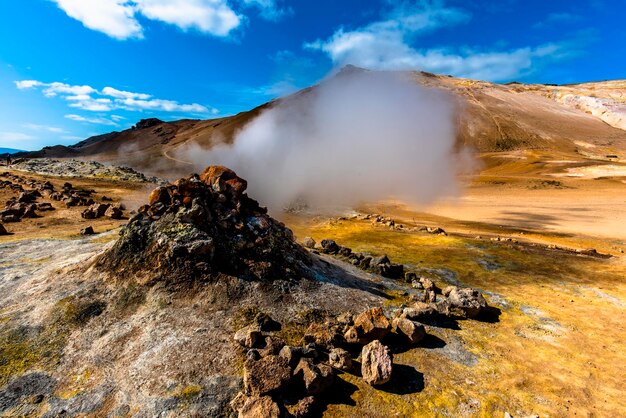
[24,69,626,178]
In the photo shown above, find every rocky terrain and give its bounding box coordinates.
[9,159,161,183]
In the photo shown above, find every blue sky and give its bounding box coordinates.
[1,0,624,150]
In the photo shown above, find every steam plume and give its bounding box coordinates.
[182,69,469,212]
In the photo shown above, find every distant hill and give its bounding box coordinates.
[0,147,26,155]
[21,67,626,177]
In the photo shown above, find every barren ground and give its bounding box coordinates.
[1,155,625,417]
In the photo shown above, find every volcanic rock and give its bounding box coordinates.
[238,395,280,418]
[352,307,391,343]
[447,287,488,318]
[293,358,335,395]
[328,348,353,371]
[303,237,316,249]
[234,326,264,349]
[320,239,339,254]
[361,340,393,386]
[105,205,123,219]
[100,166,311,283]
[81,226,95,235]
[392,317,426,344]
[243,355,291,396]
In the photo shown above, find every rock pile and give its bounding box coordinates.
[231,281,492,417]
[81,202,124,220]
[9,158,161,183]
[101,166,311,283]
[307,237,405,279]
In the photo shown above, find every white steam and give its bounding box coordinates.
[183,70,469,212]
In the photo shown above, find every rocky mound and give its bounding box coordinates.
[100,166,312,283]
[10,158,160,183]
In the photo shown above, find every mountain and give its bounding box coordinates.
[22,68,626,177]
[0,147,26,155]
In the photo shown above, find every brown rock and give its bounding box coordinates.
[361,340,393,386]
[328,348,352,371]
[234,326,264,349]
[392,317,426,344]
[402,302,437,321]
[105,205,123,219]
[447,287,488,318]
[303,322,338,348]
[303,237,316,249]
[149,186,171,205]
[353,307,390,343]
[238,395,280,418]
[243,355,291,396]
[293,358,334,395]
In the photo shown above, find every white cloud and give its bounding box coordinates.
[15,80,43,89]
[0,132,34,141]
[101,87,151,100]
[306,1,573,81]
[51,0,243,40]
[52,0,142,39]
[22,124,66,133]
[15,79,216,115]
[135,0,242,36]
[65,114,119,126]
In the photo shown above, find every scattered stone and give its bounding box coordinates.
[392,317,426,344]
[80,226,95,235]
[238,395,280,418]
[234,326,264,349]
[352,307,391,343]
[293,358,335,395]
[361,340,393,386]
[447,287,488,318]
[320,239,340,254]
[105,205,123,219]
[303,237,316,249]
[243,355,291,396]
[328,348,352,371]
[402,302,437,321]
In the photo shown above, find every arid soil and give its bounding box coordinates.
[1,154,624,417]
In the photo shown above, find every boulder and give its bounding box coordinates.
[328,348,352,371]
[36,202,54,211]
[320,239,339,254]
[442,285,457,297]
[303,322,339,348]
[238,395,280,418]
[0,223,8,235]
[234,326,264,349]
[303,237,316,249]
[392,317,426,344]
[401,302,437,321]
[80,226,95,235]
[105,205,123,219]
[293,358,334,395]
[353,307,390,343]
[243,355,291,396]
[361,340,393,386]
[279,345,317,368]
[149,186,171,205]
[405,272,417,282]
[371,255,390,266]
[447,287,488,318]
